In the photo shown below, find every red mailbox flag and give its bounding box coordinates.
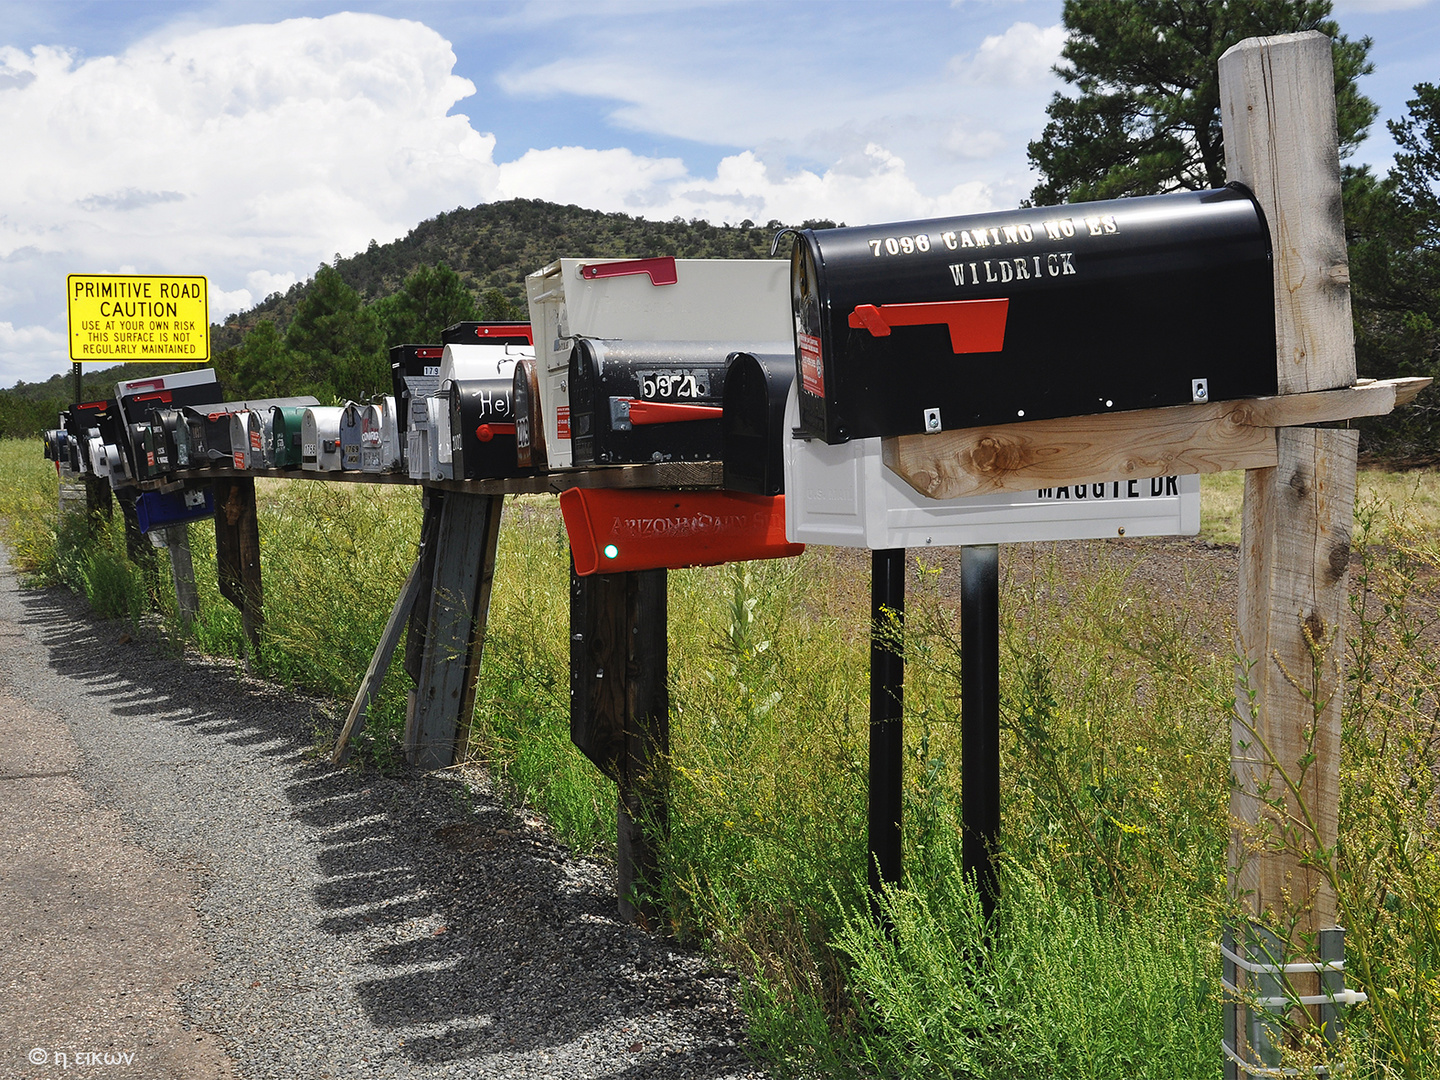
[560,488,803,575]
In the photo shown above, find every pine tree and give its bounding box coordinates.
[285,265,387,401]
[1349,84,1440,458]
[1027,0,1376,205]
[371,263,480,348]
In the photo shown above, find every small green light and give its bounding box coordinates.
[603,543,619,559]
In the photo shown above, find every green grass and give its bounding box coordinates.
[5,435,1439,1079]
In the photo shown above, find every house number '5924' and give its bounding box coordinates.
[868,234,930,256]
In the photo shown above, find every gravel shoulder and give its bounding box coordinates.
[0,553,764,1080]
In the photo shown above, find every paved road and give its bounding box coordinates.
[0,554,763,1080]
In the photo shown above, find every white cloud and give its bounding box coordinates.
[0,12,503,384]
[949,22,1066,87]
[496,146,993,229]
[0,9,1069,387]
[0,322,66,385]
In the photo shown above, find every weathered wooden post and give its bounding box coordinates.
[213,476,263,652]
[162,523,200,626]
[570,566,670,923]
[1220,31,1357,1071]
[405,491,504,769]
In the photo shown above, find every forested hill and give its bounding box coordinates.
[212,198,830,351]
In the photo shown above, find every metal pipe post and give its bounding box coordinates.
[961,544,1000,916]
[869,548,906,899]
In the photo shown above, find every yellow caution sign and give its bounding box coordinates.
[67,274,209,362]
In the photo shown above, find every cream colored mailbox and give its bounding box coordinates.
[524,256,790,469]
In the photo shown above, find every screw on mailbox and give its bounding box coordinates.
[1192,378,1209,402]
[923,408,942,433]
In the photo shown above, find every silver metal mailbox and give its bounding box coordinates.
[301,406,346,471]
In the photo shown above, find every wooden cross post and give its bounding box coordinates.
[1220,31,1356,1067]
[405,491,504,770]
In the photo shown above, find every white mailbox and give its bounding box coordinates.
[782,387,1200,549]
[301,406,346,472]
[524,257,790,469]
[360,396,401,473]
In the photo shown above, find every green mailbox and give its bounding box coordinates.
[270,406,307,468]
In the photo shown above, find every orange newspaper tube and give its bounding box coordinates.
[559,488,804,576]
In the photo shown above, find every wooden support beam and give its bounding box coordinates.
[570,567,670,924]
[1221,31,1357,1064]
[331,555,425,766]
[405,492,503,770]
[214,476,263,651]
[163,524,199,626]
[879,377,1427,500]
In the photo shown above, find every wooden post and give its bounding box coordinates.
[570,567,670,924]
[330,556,425,766]
[163,523,200,626]
[1219,31,1358,1060]
[404,489,445,686]
[405,492,503,770]
[214,476,264,652]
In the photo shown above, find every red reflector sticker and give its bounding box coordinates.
[556,406,570,440]
[798,333,824,398]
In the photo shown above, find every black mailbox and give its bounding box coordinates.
[447,377,526,480]
[389,343,444,437]
[41,428,69,465]
[568,339,781,467]
[722,350,796,496]
[790,185,1277,443]
[150,407,190,469]
[116,379,222,480]
[126,422,170,481]
[441,321,534,346]
[64,400,116,474]
[187,408,240,467]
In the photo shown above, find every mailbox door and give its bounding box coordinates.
[229,411,253,470]
[722,349,796,495]
[793,186,1276,443]
[339,404,364,470]
[513,358,546,470]
[427,394,451,479]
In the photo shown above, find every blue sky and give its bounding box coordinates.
[3,0,1437,386]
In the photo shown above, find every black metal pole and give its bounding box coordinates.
[869,548,906,901]
[961,544,1000,917]
[73,361,82,408]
